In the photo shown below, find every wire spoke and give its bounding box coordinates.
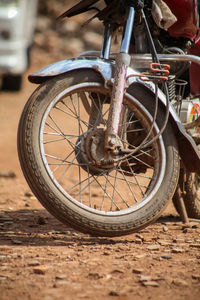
[101,173,130,209]
[117,165,139,202]
[41,86,161,215]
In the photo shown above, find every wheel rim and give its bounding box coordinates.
[40,82,166,215]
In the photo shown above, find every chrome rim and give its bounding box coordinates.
[40,82,166,215]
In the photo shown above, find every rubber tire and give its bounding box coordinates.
[17,70,180,236]
[173,170,200,219]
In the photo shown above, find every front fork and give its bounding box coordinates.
[104,6,135,150]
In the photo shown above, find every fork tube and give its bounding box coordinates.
[105,6,135,149]
[100,24,113,59]
[120,7,135,54]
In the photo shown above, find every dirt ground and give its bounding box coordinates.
[0,46,200,300]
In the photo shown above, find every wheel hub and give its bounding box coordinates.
[75,127,123,175]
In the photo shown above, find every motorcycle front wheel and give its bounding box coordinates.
[18,70,180,236]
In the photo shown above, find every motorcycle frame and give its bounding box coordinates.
[28,1,200,172]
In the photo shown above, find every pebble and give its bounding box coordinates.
[111,269,124,274]
[142,281,159,287]
[55,274,67,280]
[132,268,144,274]
[172,279,188,286]
[0,276,7,281]
[11,240,22,245]
[173,238,185,243]
[0,255,11,260]
[135,254,147,259]
[0,171,16,178]
[0,246,11,250]
[163,226,168,232]
[192,274,200,280]
[157,239,170,246]
[161,255,172,260]
[24,191,33,198]
[147,245,160,250]
[189,244,200,249]
[108,291,119,296]
[134,238,142,244]
[53,280,69,288]
[139,275,152,282]
[33,267,48,275]
[135,234,144,241]
[171,248,184,253]
[88,272,102,280]
[28,260,41,267]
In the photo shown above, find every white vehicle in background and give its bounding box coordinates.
[0,0,38,91]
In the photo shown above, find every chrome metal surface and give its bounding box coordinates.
[120,6,135,54]
[79,52,200,67]
[40,82,166,214]
[100,24,112,59]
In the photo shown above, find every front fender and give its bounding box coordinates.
[29,57,200,171]
[28,57,115,85]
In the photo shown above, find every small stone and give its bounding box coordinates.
[88,273,102,280]
[11,253,19,259]
[136,234,144,241]
[111,269,124,274]
[173,238,185,243]
[0,255,10,260]
[183,228,194,233]
[0,276,7,281]
[0,246,10,250]
[0,171,16,178]
[140,275,152,282]
[172,279,188,286]
[103,252,110,256]
[142,281,159,287]
[24,191,33,198]
[33,267,48,275]
[182,222,199,229]
[147,245,160,251]
[108,291,119,296]
[28,261,41,267]
[157,239,169,246]
[192,274,200,281]
[132,268,144,274]
[189,244,200,249]
[55,274,67,280]
[161,255,172,260]
[135,254,147,259]
[171,248,184,253]
[53,280,69,288]
[134,238,142,244]
[11,240,22,245]
[163,226,168,232]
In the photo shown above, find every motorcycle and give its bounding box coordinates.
[17,0,200,236]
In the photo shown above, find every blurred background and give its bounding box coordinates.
[0,0,104,91]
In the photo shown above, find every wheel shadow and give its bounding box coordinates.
[0,209,131,246]
[0,208,182,246]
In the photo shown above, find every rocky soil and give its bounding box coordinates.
[0,1,200,299]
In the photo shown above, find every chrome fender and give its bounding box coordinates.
[29,57,200,171]
[28,57,115,85]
